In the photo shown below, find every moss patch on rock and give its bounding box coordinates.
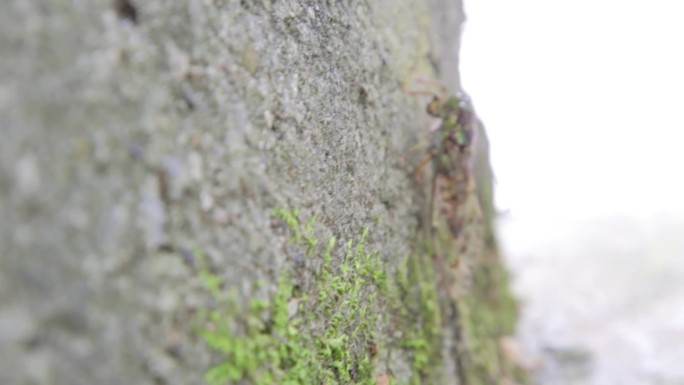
[193,192,523,385]
[194,209,391,384]
[191,207,458,385]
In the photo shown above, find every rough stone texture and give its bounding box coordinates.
[0,1,516,384]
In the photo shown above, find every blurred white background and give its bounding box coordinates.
[461,0,684,384]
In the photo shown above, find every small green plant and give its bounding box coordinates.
[194,209,391,385]
[197,276,306,385]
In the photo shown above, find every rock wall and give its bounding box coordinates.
[0,1,520,384]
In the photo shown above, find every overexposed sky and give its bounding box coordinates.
[461,0,684,221]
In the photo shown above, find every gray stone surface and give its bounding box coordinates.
[0,1,468,384]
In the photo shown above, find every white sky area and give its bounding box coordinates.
[461,0,684,222]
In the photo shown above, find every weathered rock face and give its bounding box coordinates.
[0,1,520,384]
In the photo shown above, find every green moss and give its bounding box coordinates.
[198,276,298,385]
[457,247,526,385]
[194,248,222,300]
[194,209,390,385]
[273,208,302,243]
[395,251,443,385]
[194,202,523,385]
